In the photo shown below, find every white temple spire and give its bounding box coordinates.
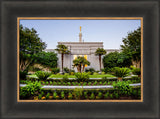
[79,26,82,42]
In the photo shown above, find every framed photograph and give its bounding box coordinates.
[1,0,159,119]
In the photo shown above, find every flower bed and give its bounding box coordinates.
[20,87,141,100]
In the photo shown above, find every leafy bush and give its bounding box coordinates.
[20,70,28,80]
[38,94,43,99]
[89,93,95,99]
[51,67,60,74]
[20,81,42,99]
[72,88,83,99]
[93,72,99,75]
[132,68,141,76]
[113,81,132,96]
[84,91,88,99]
[109,94,113,98]
[61,91,65,99]
[85,68,95,75]
[46,92,50,99]
[101,72,105,75]
[87,72,91,75]
[75,72,89,82]
[68,92,73,99]
[64,73,69,75]
[35,71,52,80]
[53,92,59,99]
[96,92,103,99]
[62,74,69,82]
[63,67,70,73]
[56,73,61,75]
[112,67,130,78]
[104,92,109,98]
[102,77,108,80]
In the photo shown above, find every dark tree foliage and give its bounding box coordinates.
[19,24,47,71]
[20,24,47,55]
[120,27,141,63]
[34,51,58,68]
[103,51,132,69]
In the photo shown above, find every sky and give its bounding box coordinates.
[20,19,141,49]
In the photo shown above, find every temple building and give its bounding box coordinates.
[44,26,121,72]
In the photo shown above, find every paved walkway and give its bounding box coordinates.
[20,83,141,89]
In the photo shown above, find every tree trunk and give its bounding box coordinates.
[82,65,85,72]
[79,65,81,73]
[61,53,64,73]
[99,55,101,71]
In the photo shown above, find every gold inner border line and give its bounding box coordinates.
[17,17,143,102]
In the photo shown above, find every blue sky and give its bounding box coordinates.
[20,19,141,49]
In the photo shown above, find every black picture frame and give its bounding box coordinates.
[0,0,159,119]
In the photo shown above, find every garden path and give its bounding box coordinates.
[20,83,141,89]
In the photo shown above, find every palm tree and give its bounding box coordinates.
[73,56,90,72]
[95,48,106,72]
[55,44,70,73]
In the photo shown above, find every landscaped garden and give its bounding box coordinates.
[20,67,141,100]
[19,25,141,101]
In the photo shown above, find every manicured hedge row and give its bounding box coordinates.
[23,76,140,84]
[20,87,141,100]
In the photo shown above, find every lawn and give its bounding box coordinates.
[28,74,115,78]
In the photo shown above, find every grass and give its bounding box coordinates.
[29,74,115,78]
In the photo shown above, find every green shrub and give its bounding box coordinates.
[38,94,43,99]
[109,94,113,98]
[89,93,95,99]
[102,77,108,80]
[56,73,61,75]
[99,81,102,85]
[103,81,107,85]
[20,70,28,80]
[132,68,141,75]
[88,82,92,85]
[104,92,109,98]
[85,68,95,75]
[94,81,98,85]
[96,92,103,99]
[63,67,70,73]
[93,72,99,75]
[87,72,91,75]
[75,72,89,82]
[62,74,69,82]
[50,81,53,85]
[66,82,70,85]
[35,71,52,80]
[84,91,88,99]
[101,72,105,75]
[20,81,42,99]
[53,82,57,85]
[46,92,50,99]
[113,81,132,96]
[68,92,73,99]
[61,91,65,99]
[46,81,49,85]
[72,88,83,99]
[112,67,130,78]
[51,67,60,74]
[53,92,59,99]
[114,92,119,99]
